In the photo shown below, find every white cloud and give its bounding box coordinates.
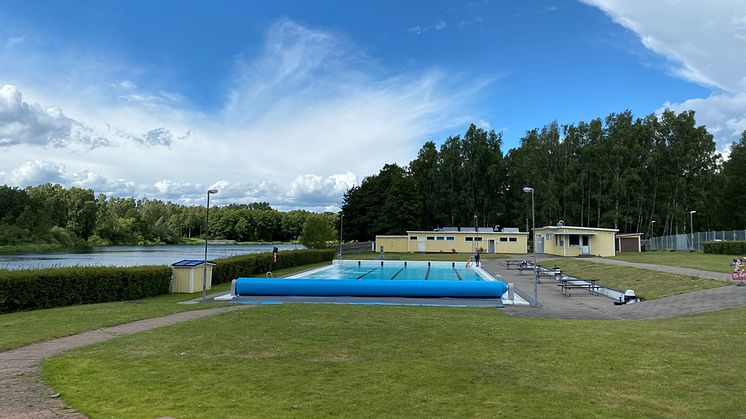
[584,0,746,149]
[7,160,65,186]
[435,20,447,31]
[0,19,480,211]
[0,84,109,148]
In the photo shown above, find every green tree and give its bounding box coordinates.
[299,214,337,249]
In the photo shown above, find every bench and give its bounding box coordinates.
[556,278,599,296]
[505,259,528,270]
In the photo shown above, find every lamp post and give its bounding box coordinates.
[689,210,697,251]
[339,213,344,261]
[473,214,478,252]
[523,186,538,304]
[202,189,218,302]
[650,220,656,249]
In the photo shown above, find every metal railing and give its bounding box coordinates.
[648,230,746,251]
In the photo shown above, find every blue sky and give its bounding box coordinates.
[1,1,744,211]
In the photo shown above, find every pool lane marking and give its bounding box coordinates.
[356,267,380,279]
[425,266,430,280]
[390,267,405,280]
[453,267,463,281]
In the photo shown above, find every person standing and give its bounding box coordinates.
[474,250,481,267]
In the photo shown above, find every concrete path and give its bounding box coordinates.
[0,306,246,419]
[482,259,746,320]
[583,257,732,281]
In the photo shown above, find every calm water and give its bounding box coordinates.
[0,244,305,270]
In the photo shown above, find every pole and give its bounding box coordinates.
[339,214,344,261]
[531,189,537,304]
[202,192,211,302]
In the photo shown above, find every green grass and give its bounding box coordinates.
[0,262,330,351]
[613,251,740,274]
[44,304,746,418]
[544,259,726,300]
[344,251,511,261]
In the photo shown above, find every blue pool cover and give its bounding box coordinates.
[234,278,508,298]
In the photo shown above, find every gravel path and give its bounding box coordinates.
[0,306,247,418]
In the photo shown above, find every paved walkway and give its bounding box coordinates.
[482,258,746,320]
[583,257,732,281]
[0,306,247,419]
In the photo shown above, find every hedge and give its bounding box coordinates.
[0,249,336,314]
[213,249,335,284]
[703,241,746,255]
[0,265,171,314]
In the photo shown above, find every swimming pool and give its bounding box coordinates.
[288,260,494,282]
[230,260,508,299]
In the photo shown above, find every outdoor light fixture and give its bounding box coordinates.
[522,186,538,304]
[690,210,697,251]
[203,189,218,301]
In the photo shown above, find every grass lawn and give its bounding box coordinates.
[544,259,726,300]
[344,251,510,261]
[612,251,740,274]
[44,304,746,418]
[0,262,331,351]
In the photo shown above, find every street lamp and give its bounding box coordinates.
[339,213,344,261]
[203,189,218,302]
[473,214,478,252]
[522,186,538,304]
[689,210,697,251]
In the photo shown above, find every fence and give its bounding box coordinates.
[337,241,374,255]
[648,230,746,251]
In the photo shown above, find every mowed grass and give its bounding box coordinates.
[544,259,726,300]
[345,251,510,261]
[612,251,741,274]
[44,304,746,418]
[0,262,331,351]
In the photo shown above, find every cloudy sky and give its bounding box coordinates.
[1,1,744,211]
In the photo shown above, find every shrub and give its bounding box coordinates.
[213,249,335,284]
[0,265,171,314]
[703,241,746,255]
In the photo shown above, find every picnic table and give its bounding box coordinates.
[556,277,599,296]
[504,259,529,270]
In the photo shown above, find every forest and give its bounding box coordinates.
[341,109,746,241]
[0,184,337,248]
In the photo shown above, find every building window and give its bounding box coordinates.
[474,236,482,241]
[569,235,580,246]
[436,236,445,241]
[465,237,473,241]
[499,237,508,242]
[426,236,435,240]
[546,233,552,240]
[508,237,517,242]
[410,236,417,240]
[446,236,455,241]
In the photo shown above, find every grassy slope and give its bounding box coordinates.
[612,251,740,274]
[544,259,726,300]
[45,304,746,418]
[0,262,331,351]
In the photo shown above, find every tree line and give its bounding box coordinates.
[0,184,339,248]
[342,109,746,241]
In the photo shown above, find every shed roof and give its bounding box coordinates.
[536,225,618,233]
[171,259,217,267]
[616,233,644,237]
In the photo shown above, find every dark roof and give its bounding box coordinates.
[171,259,217,267]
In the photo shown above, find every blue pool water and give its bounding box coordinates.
[288,260,489,281]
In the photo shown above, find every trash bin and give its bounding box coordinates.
[170,260,216,293]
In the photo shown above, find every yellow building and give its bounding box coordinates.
[375,228,528,254]
[533,225,618,257]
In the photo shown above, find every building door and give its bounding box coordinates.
[418,239,426,252]
[581,235,590,255]
[488,240,495,253]
[537,235,544,253]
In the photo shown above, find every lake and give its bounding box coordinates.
[0,244,305,270]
